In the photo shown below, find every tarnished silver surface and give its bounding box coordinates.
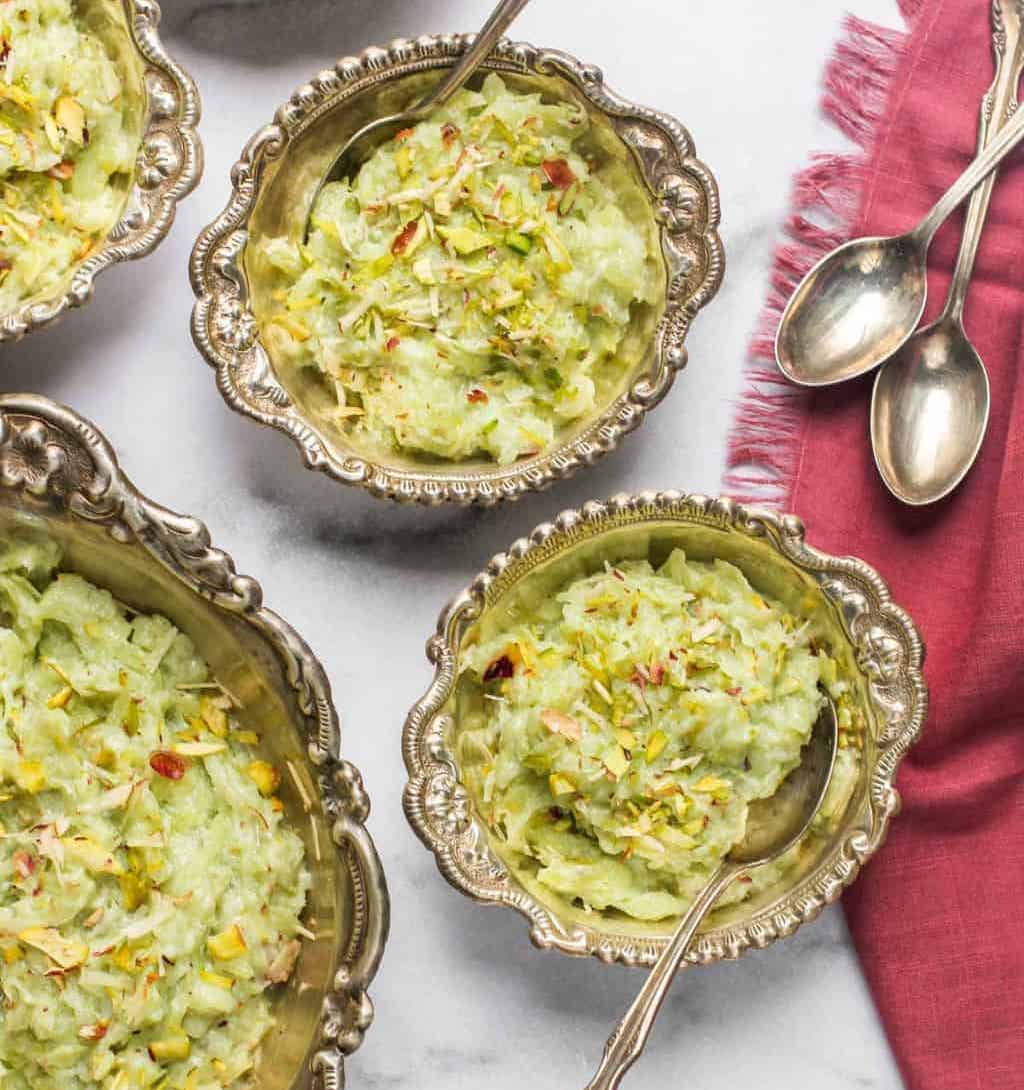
[776,71,1024,388]
[190,35,723,505]
[403,492,927,967]
[870,0,1024,506]
[4,0,202,345]
[0,394,389,1090]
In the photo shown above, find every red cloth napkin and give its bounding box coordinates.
[726,2,1024,1087]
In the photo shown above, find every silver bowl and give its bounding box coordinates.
[4,0,202,344]
[190,35,723,505]
[0,394,388,1089]
[403,492,926,966]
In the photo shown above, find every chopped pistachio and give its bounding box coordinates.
[504,230,532,255]
[548,772,576,797]
[122,698,139,734]
[148,1037,191,1063]
[200,696,229,737]
[46,685,74,709]
[644,730,668,765]
[437,225,491,255]
[246,760,280,797]
[692,774,729,794]
[199,969,235,989]
[558,181,581,216]
[603,746,630,779]
[93,747,117,770]
[13,760,45,793]
[118,872,149,913]
[207,924,247,960]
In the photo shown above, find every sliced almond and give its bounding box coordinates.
[79,1021,108,1041]
[79,781,133,813]
[539,709,581,742]
[64,836,122,875]
[172,741,226,757]
[264,938,301,985]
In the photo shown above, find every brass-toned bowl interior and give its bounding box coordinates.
[0,505,348,1089]
[244,63,665,480]
[448,516,873,943]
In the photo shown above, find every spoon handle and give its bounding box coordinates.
[943,0,1024,322]
[915,71,1024,243]
[582,863,741,1090]
[420,0,532,113]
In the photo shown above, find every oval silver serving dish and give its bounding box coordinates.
[0,394,388,1088]
[190,35,723,505]
[403,491,926,966]
[5,0,202,344]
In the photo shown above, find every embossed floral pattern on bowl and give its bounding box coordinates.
[191,36,723,505]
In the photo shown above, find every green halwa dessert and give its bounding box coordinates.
[0,538,309,1090]
[458,550,860,921]
[258,73,662,465]
[0,0,138,312]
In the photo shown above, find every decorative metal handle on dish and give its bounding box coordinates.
[313,759,391,1085]
[0,396,389,1088]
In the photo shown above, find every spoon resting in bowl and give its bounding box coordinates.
[303,0,531,241]
[582,698,838,1090]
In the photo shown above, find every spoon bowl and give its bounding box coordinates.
[871,317,991,505]
[729,699,839,864]
[776,234,927,386]
[867,0,1023,504]
[776,86,1024,388]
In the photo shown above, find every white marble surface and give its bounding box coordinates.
[6,1,909,1086]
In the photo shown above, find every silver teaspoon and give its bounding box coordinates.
[775,80,1024,387]
[303,0,531,241]
[582,700,838,1090]
[871,0,1024,505]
